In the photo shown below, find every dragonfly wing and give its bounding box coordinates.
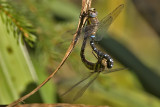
[73,72,100,101]
[95,17,113,41]
[102,68,127,74]
[60,72,94,97]
[95,4,124,41]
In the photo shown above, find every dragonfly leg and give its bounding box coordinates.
[92,50,98,59]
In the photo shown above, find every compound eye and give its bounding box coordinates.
[89,12,97,18]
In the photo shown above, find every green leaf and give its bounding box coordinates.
[0,10,56,104]
[98,33,160,98]
[0,12,34,104]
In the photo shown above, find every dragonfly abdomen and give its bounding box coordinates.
[90,36,114,69]
[80,35,95,70]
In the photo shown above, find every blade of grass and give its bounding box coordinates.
[99,34,160,98]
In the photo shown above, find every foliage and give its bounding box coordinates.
[0,0,160,107]
[0,1,36,47]
[0,0,56,104]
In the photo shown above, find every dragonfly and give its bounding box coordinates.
[61,4,125,101]
[84,4,124,69]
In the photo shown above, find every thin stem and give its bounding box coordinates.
[7,0,92,106]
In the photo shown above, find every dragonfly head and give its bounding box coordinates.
[88,8,98,18]
[103,55,114,69]
[101,59,111,68]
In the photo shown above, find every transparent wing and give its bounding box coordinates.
[95,4,124,41]
[102,68,127,74]
[73,72,100,101]
[60,5,124,46]
[60,72,94,97]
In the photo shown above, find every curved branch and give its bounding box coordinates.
[7,0,92,106]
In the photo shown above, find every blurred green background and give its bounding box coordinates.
[0,0,160,107]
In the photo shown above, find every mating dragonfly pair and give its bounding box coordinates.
[61,4,125,101]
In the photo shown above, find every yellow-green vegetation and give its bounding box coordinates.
[0,0,160,107]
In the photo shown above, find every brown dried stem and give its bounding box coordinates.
[7,0,92,107]
[15,103,109,107]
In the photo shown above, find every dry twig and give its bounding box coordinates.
[15,103,109,107]
[7,0,92,106]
